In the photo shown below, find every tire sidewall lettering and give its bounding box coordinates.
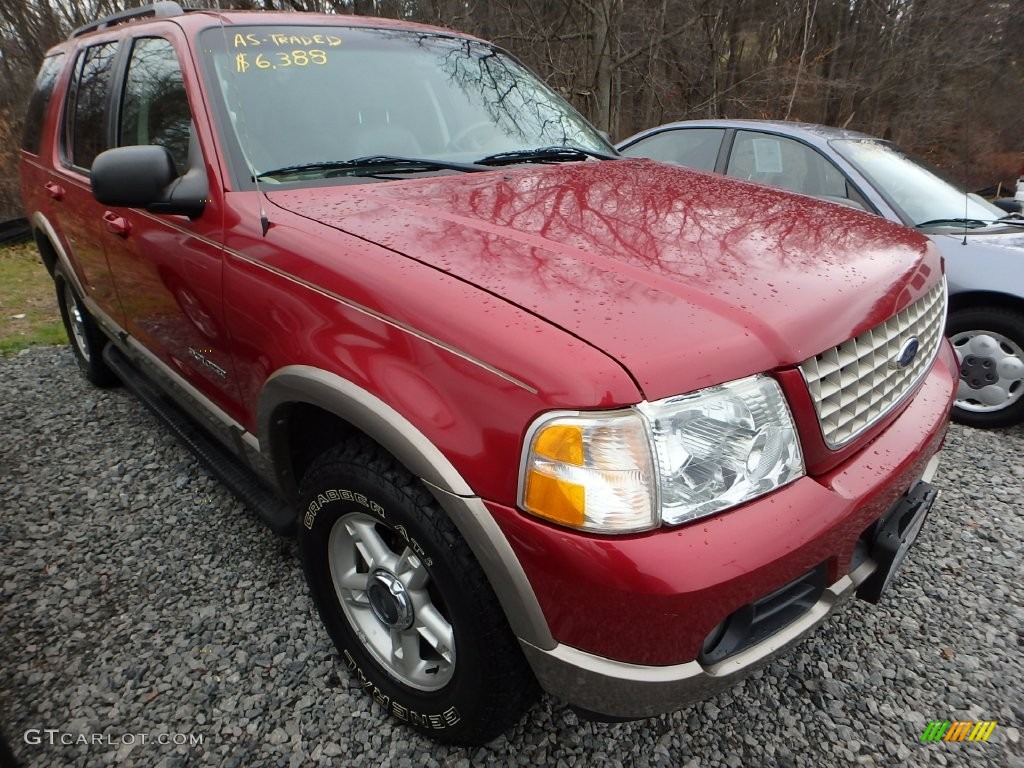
[304,487,382,527]
[342,650,461,728]
[304,489,432,566]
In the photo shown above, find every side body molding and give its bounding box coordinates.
[258,365,556,650]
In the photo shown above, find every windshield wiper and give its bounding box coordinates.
[255,155,485,180]
[996,213,1024,226]
[914,217,990,229]
[476,146,617,166]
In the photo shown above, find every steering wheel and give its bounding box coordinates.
[447,121,495,152]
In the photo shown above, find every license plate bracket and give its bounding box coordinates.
[856,481,937,604]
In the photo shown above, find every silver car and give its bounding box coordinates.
[619,120,1024,428]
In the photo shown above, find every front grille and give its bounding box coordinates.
[799,279,947,448]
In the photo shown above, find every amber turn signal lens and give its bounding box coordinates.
[523,470,586,527]
[519,412,657,533]
[532,424,584,465]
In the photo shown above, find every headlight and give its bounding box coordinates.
[640,375,804,525]
[519,375,804,533]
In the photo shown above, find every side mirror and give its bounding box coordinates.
[91,145,206,218]
[993,198,1022,214]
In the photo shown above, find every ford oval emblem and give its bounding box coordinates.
[891,337,920,370]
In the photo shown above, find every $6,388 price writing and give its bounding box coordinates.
[236,49,328,73]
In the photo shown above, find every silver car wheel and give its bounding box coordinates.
[950,329,1024,413]
[327,512,456,691]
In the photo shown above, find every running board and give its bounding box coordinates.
[103,343,295,535]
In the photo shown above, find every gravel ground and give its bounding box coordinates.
[1,345,1021,768]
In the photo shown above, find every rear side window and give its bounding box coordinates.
[21,54,66,154]
[119,37,192,173]
[619,128,725,172]
[65,42,119,170]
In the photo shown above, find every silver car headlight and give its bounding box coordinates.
[519,375,804,533]
[639,374,805,526]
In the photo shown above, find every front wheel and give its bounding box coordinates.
[54,269,118,387]
[947,306,1024,428]
[298,438,537,745]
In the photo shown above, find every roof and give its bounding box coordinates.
[68,1,476,43]
[618,118,878,148]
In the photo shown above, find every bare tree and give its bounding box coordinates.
[1,0,1021,221]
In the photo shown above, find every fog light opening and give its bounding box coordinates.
[702,619,729,656]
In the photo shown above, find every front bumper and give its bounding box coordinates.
[518,461,938,719]
[519,559,872,719]
[490,342,957,718]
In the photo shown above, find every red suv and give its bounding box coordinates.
[20,3,957,745]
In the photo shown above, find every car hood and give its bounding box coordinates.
[927,228,1024,299]
[266,159,938,401]
[930,227,1024,252]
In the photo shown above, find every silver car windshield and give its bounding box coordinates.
[198,25,608,181]
[831,138,1005,227]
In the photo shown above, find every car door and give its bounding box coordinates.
[724,130,869,210]
[19,52,68,260]
[52,39,126,326]
[100,32,244,423]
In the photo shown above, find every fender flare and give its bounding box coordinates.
[258,365,555,650]
[30,212,82,292]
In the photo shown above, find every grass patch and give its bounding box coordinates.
[0,240,67,357]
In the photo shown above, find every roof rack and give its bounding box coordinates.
[71,1,184,38]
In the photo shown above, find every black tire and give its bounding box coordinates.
[298,438,537,745]
[946,306,1024,428]
[54,268,118,387]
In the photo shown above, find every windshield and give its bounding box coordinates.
[831,138,1005,227]
[198,25,610,183]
